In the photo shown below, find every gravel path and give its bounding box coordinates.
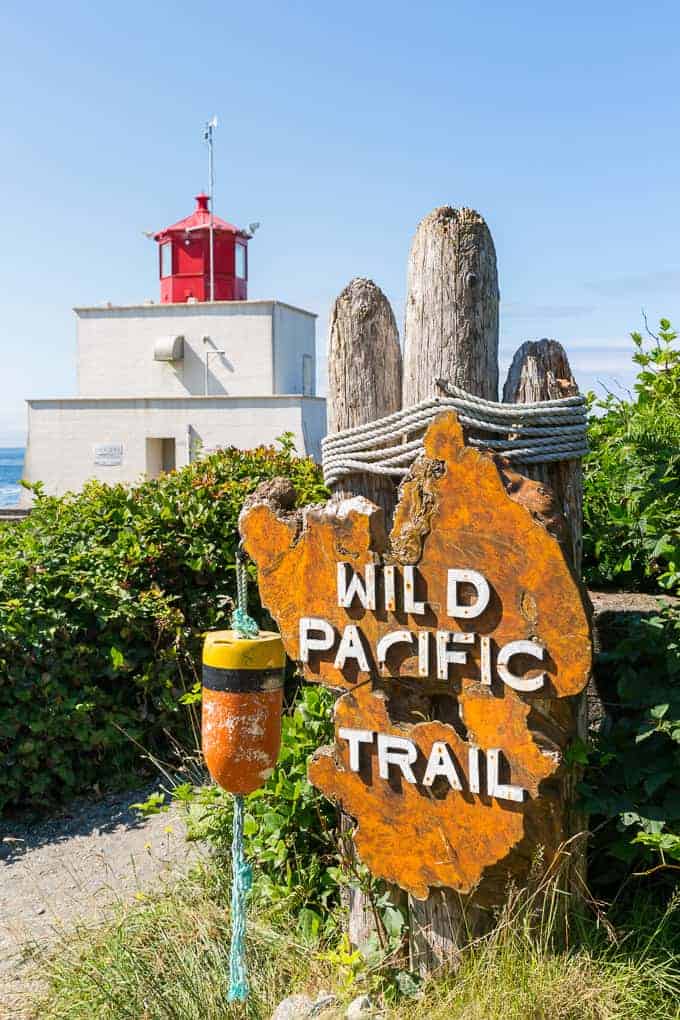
[0,785,205,1019]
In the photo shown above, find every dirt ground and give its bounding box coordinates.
[0,785,205,1019]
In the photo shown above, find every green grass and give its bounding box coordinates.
[29,863,334,1020]
[29,861,680,1020]
[400,892,680,1020]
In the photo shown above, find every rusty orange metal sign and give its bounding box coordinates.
[239,413,591,900]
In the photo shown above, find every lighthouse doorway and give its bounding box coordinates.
[146,437,176,478]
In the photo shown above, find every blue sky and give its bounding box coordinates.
[1,0,679,444]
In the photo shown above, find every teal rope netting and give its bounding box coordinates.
[228,793,253,1002]
[227,550,259,1003]
[231,549,259,640]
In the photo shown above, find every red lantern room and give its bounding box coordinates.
[153,193,250,303]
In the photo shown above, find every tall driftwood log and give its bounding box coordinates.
[503,337,588,893]
[402,207,500,406]
[404,207,501,974]
[328,277,402,523]
[327,276,403,946]
[503,339,583,574]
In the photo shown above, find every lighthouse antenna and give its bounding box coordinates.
[204,116,218,301]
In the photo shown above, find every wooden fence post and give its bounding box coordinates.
[328,277,402,523]
[503,339,583,574]
[503,338,588,892]
[251,224,589,974]
[327,276,403,945]
[402,206,501,973]
[403,206,500,406]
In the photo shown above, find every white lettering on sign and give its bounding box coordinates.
[496,640,546,692]
[333,563,491,620]
[324,562,550,693]
[403,565,427,615]
[377,734,418,784]
[436,630,474,680]
[422,740,463,790]
[334,624,370,672]
[418,630,429,676]
[486,747,526,802]
[302,620,547,692]
[338,727,373,771]
[446,568,490,619]
[336,562,432,615]
[480,635,492,685]
[339,728,527,802]
[376,629,413,669]
[384,564,396,612]
[299,617,334,662]
[337,562,376,610]
[93,443,123,466]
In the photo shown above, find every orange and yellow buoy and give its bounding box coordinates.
[201,629,285,795]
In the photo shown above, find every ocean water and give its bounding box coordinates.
[0,448,24,507]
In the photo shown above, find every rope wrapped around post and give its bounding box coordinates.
[321,380,588,487]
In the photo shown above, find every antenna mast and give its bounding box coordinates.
[204,116,218,301]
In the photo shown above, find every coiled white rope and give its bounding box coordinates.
[322,380,588,487]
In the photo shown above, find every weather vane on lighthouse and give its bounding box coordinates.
[204,116,218,301]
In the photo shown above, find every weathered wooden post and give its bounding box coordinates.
[327,277,402,522]
[503,339,583,573]
[239,211,592,985]
[326,276,403,943]
[403,206,501,970]
[403,206,500,405]
[503,338,588,891]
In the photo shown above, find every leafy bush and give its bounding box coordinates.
[582,604,680,885]
[0,437,326,813]
[580,316,680,880]
[583,318,680,592]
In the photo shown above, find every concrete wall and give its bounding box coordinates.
[22,396,326,501]
[75,301,317,399]
[273,303,316,395]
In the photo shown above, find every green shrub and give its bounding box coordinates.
[0,437,326,813]
[583,318,680,592]
[581,604,680,885]
[580,317,680,881]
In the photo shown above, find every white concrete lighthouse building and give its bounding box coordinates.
[22,193,325,501]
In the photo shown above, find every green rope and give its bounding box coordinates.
[231,551,259,639]
[228,793,253,1002]
[227,551,257,1003]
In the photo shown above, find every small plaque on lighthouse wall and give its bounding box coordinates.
[239,413,592,899]
[93,443,124,466]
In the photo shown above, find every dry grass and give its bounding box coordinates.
[30,860,680,1020]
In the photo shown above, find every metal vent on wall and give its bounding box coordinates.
[154,335,185,362]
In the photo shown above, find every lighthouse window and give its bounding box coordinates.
[235,242,247,279]
[160,243,173,278]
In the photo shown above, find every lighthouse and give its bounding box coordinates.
[154,193,250,304]
[22,193,325,501]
